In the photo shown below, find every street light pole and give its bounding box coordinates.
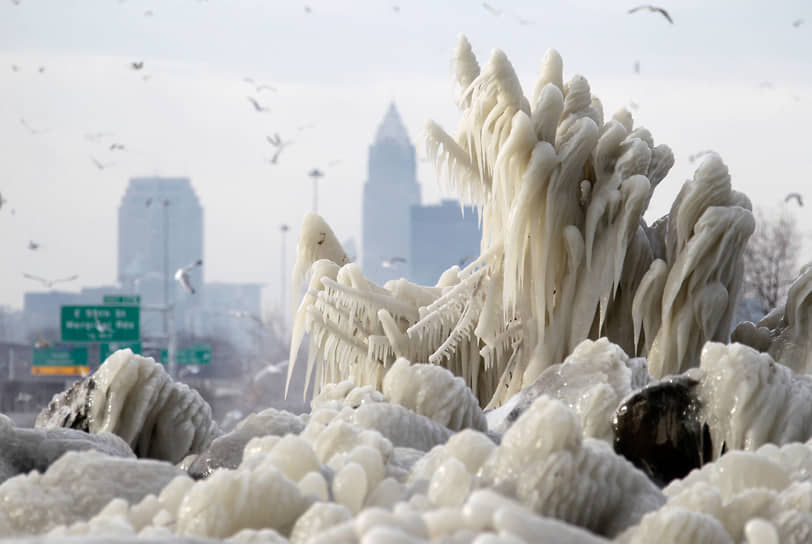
[280,224,289,330]
[308,168,324,213]
[163,200,170,333]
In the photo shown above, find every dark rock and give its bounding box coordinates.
[612,375,712,486]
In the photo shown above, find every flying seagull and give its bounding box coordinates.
[27,240,40,250]
[20,118,46,135]
[628,5,673,24]
[131,61,144,70]
[247,96,270,113]
[381,256,406,269]
[0,192,6,211]
[23,273,79,288]
[243,77,277,93]
[109,143,126,151]
[482,2,501,16]
[90,156,115,170]
[688,150,714,163]
[792,18,804,28]
[785,193,804,207]
[175,259,203,294]
[266,134,292,164]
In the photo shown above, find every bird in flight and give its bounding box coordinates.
[633,60,641,74]
[131,61,144,70]
[23,273,79,288]
[628,5,673,24]
[109,143,126,151]
[266,133,292,164]
[482,2,501,16]
[243,77,277,93]
[27,240,40,250]
[247,96,270,113]
[0,192,7,211]
[792,18,804,28]
[175,259,203,294]
[20,118,46,135]
[90,156,115,170]
[304,5,311,13]
[785,193,804,207]
[381,256,406,269]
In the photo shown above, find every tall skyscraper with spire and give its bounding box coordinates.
[118,177,204,334]
[362,104,421,285]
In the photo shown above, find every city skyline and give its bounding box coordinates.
[2,1,811,310]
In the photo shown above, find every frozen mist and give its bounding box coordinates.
[2,37,812,543]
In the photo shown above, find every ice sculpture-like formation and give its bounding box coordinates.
[289,36,753,408]
[731,264,812,373]
[35,349,219,464]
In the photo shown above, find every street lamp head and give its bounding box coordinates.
[308,168,324,179]
[281,224,290,232]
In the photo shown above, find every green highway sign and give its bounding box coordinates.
[100,341,142,362]
[32,344,89,376]
[103,295,141,305]
[33,344,88,366]
[162,344,212,365]
[61,305,140,342]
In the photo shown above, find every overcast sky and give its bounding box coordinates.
[1,0,811,312]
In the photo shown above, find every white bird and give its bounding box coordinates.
[175,259,203,294]
[381,256,407,269]
[792,18,804,28]
[688,149,714,163]
[244,77,277,93]
[23,273,79,288]
[482,2,501,16]
[90,156,115,170]
[27,240,40,250]
[227,309,264,325]
[785,193,804,207]
[247,96,270,113]
[20,118,46,135]
[254,360,290,380]
[131,61,144,70]
[0,192,7,211]
[628,4,673,24]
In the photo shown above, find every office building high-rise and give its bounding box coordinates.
[362,104,421,285]
[118,177,204,335]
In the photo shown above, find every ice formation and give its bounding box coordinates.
[0,413,133,484]
[35,349,219,463]
[288,35,753,409]
[732,263,812,373]
[6,36,812,544]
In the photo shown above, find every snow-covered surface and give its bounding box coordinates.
[4,36,812,543]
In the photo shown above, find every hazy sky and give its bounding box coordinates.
[1,0,811,312]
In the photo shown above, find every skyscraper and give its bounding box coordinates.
[118,177,204,335]
[362,104,421,285]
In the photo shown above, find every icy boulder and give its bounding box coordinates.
[35,349,219,464]
[486,338,649,440]
[0,450,182,536]
[477,396,665,537]
[614,342,812,485]
[187,407,306,479]
[0,413,133,485]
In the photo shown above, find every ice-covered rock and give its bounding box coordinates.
[187,407,305,479]
[615,342,812,484]
[486,337,649,440]
[0,450,182,536]
[35,349,220,463]
[0,413,133,484]
[478,396,665,537]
